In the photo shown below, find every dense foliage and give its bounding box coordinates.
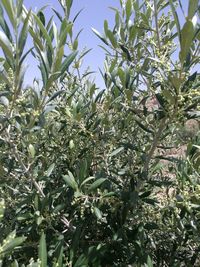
[0,0,200,266]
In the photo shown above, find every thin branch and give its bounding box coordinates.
[143,117,166,175]
[11,143,45,198]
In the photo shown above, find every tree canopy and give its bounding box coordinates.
[0,0,200,266]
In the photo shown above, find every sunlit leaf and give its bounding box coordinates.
[60,50,78,76]
[1,0,15,27]
[92,28,109,45]
[109,147,124,157]
[180,20,194,64]
[18,10,31,57]
[63,171,78,191]
[126,0,132,20]
[188,0,199,19]
[169,0,181,42]
[0,31,13,59]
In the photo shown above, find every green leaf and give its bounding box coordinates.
[120,44,131,61]
[80,176,95,188]
[107,30,117,48]
[180,20,194,64]
[45,71,60,90]
[92,28,109,45]
[126,0,132,20]
[28,144,35,158]
[146,255,153,267]
[0,31,13,59]
[45,163,55,177]
[53,45,65,72]
[74,254,88,267]
[88,178,107,192]
[1,0,15,27]
[73,38,78,50]
[104,20,108,36]
[60,50,78,76]
[169,0,181,42]
[47,90,65,103]
[109,147,124,157]
[29,27,44,51]
[0,71,12,86]
[102,192,116,197]
[11,260,19,267]
[188,0,199,19]
[19,47,33,67]
[193,145,200,150]
[59,19,71,47]
[0,199,5,221]
[17,0,23,17]
[115,10,120,27]
[93,207,102,220]
[162,89,175,104]
[69,139,75,149]
[39,232,47,267]
[135,120,154,134]
[52,8,63,22]
[18,10,31,57]
[66,0,73,18]
[129,25,137,43]
[73,8,84,23]
[0,4,13,42]
[37,10,46,26]
[39,59,48,86]
[1,231,26,254]
[0,96,9,106]
[63,171,78,191]
[118,68,125,86]
[33,13,53,52]
[53,241,63,267]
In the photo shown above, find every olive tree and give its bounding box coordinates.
[0,0,200,266]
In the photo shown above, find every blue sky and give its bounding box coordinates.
[24,0,119,88]
[0,1,189,88]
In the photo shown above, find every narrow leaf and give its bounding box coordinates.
[88,178,107,192]
[188,0,199,19]
[109,147,124,157]
[1,0,15,27]
[63,171,78,191]
[33,13,53,52]
[92,28,109,45]
[47,90,65,103]
[107,30,117,48]
[18,10,31,56]
[135,120,154,134]
[94,207,102,220]
[53,46,64,72]
[0,4,13,42]
[45,163,55,177]
[126,0,132,20]
[39,232,47,267]
[61,51,78,76]
[2,236,26,254]
[169,0,181,42]
[80,176,95,188]
[180,20,194,64]
[0,31,13,59]
[28,144,35,158]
